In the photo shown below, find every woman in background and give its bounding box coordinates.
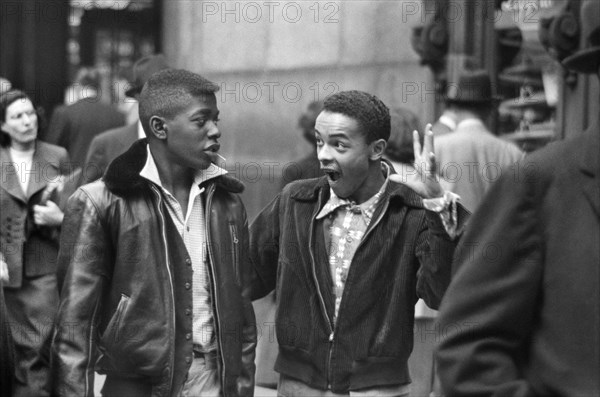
[0,90,70,396]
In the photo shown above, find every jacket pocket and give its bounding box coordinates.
[228,222,240,286]
[102,294,130,347]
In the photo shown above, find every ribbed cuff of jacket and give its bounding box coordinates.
[422,191,460,239]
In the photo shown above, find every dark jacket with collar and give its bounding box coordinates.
[0,141,70,288]
[52,139,256,397]
[248,169,465,393]
[436,121,600,396]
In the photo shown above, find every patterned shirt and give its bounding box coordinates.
[316,167,390,321]
[140,145,227,352]
[316,163,460,322]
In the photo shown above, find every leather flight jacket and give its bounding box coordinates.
[52,139,256,397]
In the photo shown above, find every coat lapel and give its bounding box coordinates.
[26,144,53,199]
[0,146,27,203]
[578,123,600,218]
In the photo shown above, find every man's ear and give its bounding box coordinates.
[369,139,387,161]
[149,116,168,140]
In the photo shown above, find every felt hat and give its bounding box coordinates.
[446,69,500,104]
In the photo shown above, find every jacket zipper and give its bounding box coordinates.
[308,211,335,389]
[204,184,227,394]
[150,185,176,392]
[327,330,334,390]
[319,197,390,390]
[228,223,240,286]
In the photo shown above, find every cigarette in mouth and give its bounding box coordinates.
[217,154,227,161]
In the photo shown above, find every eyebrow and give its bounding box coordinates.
[326,132,349,140]
[314,129,349,140]
[190,109,218,118]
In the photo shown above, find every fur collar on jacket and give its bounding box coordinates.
[103,138,244,197]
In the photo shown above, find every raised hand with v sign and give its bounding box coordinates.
[390,123,443,199]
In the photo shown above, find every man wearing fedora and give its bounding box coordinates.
[81,54,170,185]
[46,67,125,170]
[434,69,523,213]
[436,0,600,395]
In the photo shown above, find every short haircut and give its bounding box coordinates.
[385,107,421,164]
[138,69,220,135]
[322,90,390,143]
[0,90,32,147]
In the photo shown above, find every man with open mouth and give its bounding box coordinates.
[248,90,468,397]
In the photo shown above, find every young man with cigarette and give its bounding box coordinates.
[53,69,256,397]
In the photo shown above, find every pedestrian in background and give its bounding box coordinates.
[1,89,70,397]
[45,67,125,169]
[434,69,523,213]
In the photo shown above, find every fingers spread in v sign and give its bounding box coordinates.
[390,123,443,198]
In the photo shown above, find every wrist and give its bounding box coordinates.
[423,191,459,212]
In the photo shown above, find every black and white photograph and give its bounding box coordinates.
[0,0,598,396]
